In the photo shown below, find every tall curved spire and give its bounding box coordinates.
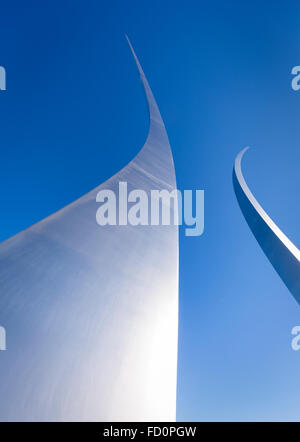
[233,147,300,304]
[0,38,178,421]
[124,35,176,190]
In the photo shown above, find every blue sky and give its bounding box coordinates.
[1,0,300,421]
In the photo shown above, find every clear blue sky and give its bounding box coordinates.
[1,0,300,421]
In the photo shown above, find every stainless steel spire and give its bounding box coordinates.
[0,39,178,421]
[233,147,300,304]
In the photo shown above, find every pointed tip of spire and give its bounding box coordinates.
[125,34,132,50]
[125,34,136,58]
[124,34,144,80]
[242,146,251,155]
[234,147,251,175]
[237,146,251,161]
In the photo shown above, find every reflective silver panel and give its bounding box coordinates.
[0,40,178,421]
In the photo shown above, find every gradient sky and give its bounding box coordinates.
[1,0,300,421]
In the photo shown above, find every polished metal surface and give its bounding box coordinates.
[0,40,178,421]
[233,147,300,304]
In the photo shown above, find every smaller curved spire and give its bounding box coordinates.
[233,147,300,304]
